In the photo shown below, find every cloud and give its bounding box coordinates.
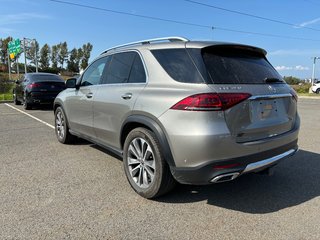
[295,65,309,71]
[269,49,320,56]
[275,66,293,71]
[0,13,50,26]
[297,17,320,28]
[275,65,309,71]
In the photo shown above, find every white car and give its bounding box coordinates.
[312,81,320,94]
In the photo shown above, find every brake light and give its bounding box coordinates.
[27,83,41,88]
[290,89,298,101]
[170,93,251,111]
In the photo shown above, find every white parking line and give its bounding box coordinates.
[4,103,55,129]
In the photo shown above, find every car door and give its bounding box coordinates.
[66,57,109,140]
[93,51,147,149]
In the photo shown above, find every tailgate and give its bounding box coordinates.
[224,92,297,143]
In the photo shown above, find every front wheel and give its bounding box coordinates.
[54,107,75,144]
[123,127,176,199]
[316,89,320,94]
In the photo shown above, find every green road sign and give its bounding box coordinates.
[8,39,21,57]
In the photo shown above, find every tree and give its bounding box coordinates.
[39,44,51,69]
[80,43,93,70]
[0,37,13,66]
[67,48,79,73]
[283,76,302,85]
[51,45,59,71]
[57,41,68,69]
[25,39,39,67]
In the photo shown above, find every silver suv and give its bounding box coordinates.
[54,37,299,198]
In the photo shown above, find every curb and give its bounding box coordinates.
[298,96,320,100]
[0,100,13,103]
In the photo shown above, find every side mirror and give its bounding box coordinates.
[66,78,77,88]
[15,80,20,84]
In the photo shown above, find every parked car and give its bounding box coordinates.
[13,73,66,109]
[311,80,320,94]
[54,37,299,198]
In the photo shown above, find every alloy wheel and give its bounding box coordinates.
[127,137,156,188]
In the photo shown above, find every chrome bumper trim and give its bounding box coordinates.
[242,149,297,174]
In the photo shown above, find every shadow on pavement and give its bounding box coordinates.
[158,150,320,214]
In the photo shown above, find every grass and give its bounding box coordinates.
[0,92,13,101]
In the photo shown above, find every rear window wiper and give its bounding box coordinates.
[264,77,284,83]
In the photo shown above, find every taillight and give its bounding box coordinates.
[27,83,41,89]
[290,89,298,101]
[170,93,251,111]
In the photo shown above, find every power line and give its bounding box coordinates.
[49,0,211,29]
[49,0,320,42]
[184,0,320,32]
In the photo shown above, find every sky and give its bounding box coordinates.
[1,0,320,79]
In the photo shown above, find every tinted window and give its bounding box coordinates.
[128,55,146,83]
[81,57,109,86]
[202,47,282,84]
[151,49,203,83]
[30,74,63,82]
[104,52,136,84]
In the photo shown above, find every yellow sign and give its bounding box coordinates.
[10,53,15,59]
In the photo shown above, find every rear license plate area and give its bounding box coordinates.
[250,99,278,121]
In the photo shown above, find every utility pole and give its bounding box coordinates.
[310,57,320,93]
[34,39,38,72]
[16,57,19,78]
[23,38,27,74]
[7,49,11,80]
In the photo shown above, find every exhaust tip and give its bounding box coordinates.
[211,172,240,183]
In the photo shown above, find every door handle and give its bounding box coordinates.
[121,93,132,100]
[86,92,93,98]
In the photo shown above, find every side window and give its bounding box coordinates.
[81,57,109,86]
[128,55,146,83]
[151,49,203,83]
[104,52,136,84]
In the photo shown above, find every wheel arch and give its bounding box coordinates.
[120,115,175,167]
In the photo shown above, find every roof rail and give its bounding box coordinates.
[100,36,189,55]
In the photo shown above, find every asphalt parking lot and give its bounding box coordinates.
[0,98,319,239]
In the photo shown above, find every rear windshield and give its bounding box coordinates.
[30,74,63,82]
[202,47,283,84]
[151,49,203,83]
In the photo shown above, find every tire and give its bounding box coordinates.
[54,106,75,144]
[316,89,320,94]
[13,92,21,105]
[23,93,32,110]
[123,127,176,199]
[23,101,32,110]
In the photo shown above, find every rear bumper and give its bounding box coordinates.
[170,140,298,185]
[27,92,60,104]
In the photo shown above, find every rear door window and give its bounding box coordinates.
[202,47,283,84]
[102,52,146,84]
[128,55,146,83]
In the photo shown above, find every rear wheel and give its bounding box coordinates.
[23,93,32,110]
[123,127,176,199]
[23,101,32,110]
[54,106,75,144]
[13,92,21,105]
[316,88,320,94]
